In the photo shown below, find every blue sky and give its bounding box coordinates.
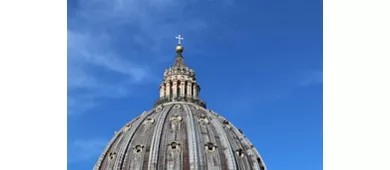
[67,0,322,169]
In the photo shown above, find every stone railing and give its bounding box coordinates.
[164,66,195,78]
[153,96,207,108]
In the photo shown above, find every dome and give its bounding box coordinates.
[93,36,267,170]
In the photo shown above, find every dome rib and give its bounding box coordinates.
[183,104,200,169]
[209,110,238,170]
[148,104,174,169]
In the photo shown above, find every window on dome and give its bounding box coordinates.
[205,142,217,152]
[235,149,244,157]
[143,117,155,125]
[133,145,144,153]
[109,152,116,160]
[223,120,229,125]
[169,142,180,150]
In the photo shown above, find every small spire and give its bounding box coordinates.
[175,35,184,54]
[175,35,184,45]
[174,35,185,66]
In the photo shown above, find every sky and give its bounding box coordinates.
[67,0,323,169]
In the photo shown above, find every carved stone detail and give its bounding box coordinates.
[205,142,217,152]
[143,117,155,125]
[198,114,210,125]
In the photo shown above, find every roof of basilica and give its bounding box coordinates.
[93,35,267,170]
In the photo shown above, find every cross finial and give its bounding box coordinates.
[175,35,184,45]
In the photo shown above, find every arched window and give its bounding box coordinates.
[184,81,187,97]
[177,81,181,96]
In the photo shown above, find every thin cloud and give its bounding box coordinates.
[68,30,151,83]
[68,0,210,116]
[68,138,109,164]
[299,70,323,86]
[67,97,97,116]
[67,30,152,116]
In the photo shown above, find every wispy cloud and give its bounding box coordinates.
[68,0,210,115]
[68,138,109,164]
[67,30,152,86]
[67,30,152,115]
[298,70,323,87]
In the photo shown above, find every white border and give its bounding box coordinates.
[324,0,390,169]
[0,0,67,169]
[0,0,389,169]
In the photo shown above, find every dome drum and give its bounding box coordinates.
[154,96,206,108]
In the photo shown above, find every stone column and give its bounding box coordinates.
[193,84,198,98]
[187,82,192,97]
[180,81,185,97]
[166,81,171,97]
[159,84,164,97]
[172,81,178,98]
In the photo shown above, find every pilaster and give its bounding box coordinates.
[193,84,198,98]
[180,81,185,97]
[166,82,171,97]
[172,81,178,98]
[187,82,192,97]
[159,84,164,97]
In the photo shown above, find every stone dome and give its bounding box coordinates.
[93,36,267,170]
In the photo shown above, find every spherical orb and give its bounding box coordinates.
[176,45,184,53]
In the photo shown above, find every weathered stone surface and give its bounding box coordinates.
[93,102,267,170]
[94,42,267,170]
